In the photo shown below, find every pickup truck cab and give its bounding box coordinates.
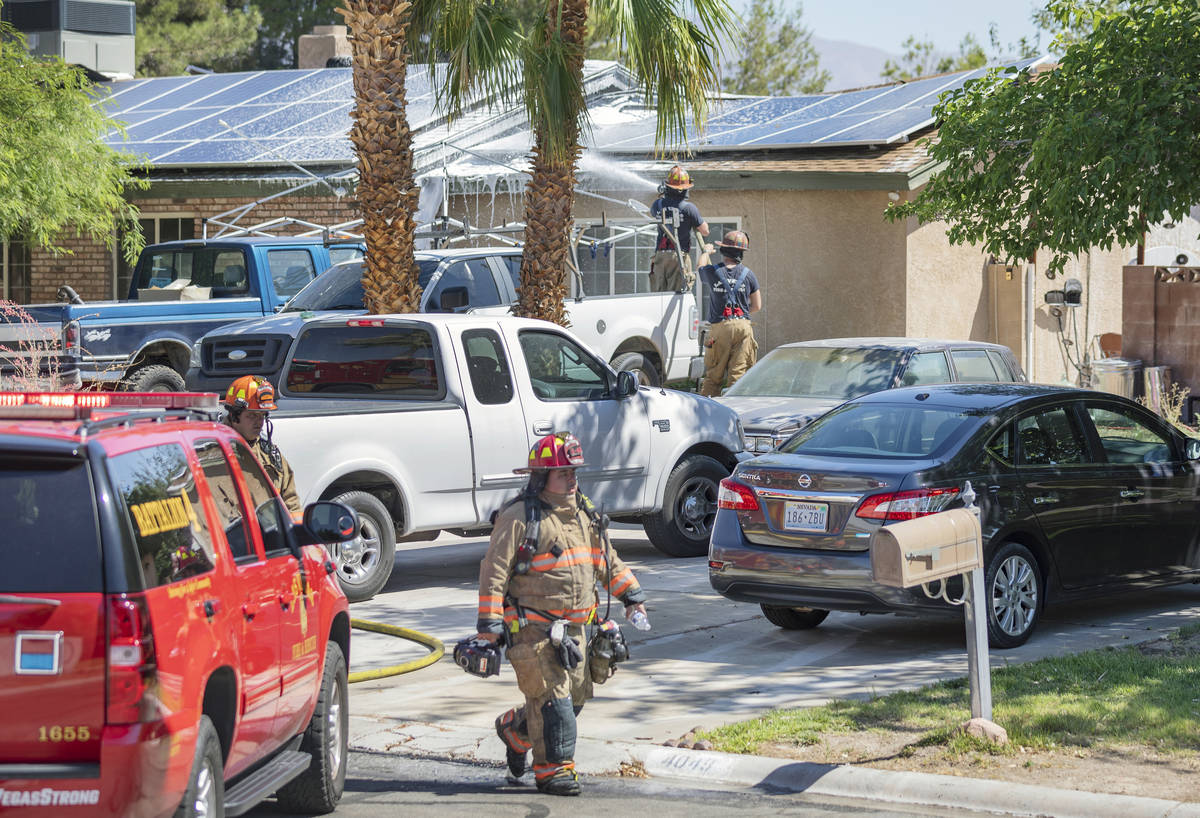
[191,248,701,389]
[0,237,361,392]
[221,313,744,601]
[0,391,355,816]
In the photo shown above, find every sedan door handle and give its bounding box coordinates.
[532,421,553,435]
[1120,488,1145,500]
[1032,495,1059,505]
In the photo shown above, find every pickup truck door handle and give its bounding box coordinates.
[1032,494,1059,505]
[532,421,553,436]
[1119,488,1146,500]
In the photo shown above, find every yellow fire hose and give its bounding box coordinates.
[348,618,446,683]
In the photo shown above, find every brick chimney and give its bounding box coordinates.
[298,25,350,69]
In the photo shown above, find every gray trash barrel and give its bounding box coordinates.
[1090,358,1142,398]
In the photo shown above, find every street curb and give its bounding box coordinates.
[634,745,1200,818]
[350,716,1200,817]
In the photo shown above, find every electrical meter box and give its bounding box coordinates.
[870,508,983,589]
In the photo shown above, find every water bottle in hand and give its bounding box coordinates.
[628,609,651,632]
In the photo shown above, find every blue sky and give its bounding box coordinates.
[796,0,1045,55]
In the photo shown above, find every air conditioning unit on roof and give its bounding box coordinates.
[2,0,135,79]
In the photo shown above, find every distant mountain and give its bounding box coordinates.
[812,36,896,91]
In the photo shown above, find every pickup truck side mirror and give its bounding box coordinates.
[615,370,639,399]
[439,286,469,312]
[295,501,358,545]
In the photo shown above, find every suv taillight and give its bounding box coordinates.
[717,478,760,511]
[855,487,960,522]
[106,594,157,724]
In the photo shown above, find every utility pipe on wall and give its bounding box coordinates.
[1024,263,1035,379]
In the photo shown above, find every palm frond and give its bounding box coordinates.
[523,19,587,165]
[414,0,524,120]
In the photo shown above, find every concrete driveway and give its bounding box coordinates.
[345,526,1200,746]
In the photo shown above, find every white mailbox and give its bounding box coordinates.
[870,508,983,589]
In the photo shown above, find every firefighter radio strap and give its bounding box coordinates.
[717,263,751,321]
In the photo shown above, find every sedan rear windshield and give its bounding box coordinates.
[724,346,904,400]
[283,259,440,312]
[778,403,978,459]
[1,457,101,592]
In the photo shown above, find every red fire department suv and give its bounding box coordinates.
[0,392,355,817]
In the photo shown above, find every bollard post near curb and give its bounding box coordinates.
[960,481,992,721]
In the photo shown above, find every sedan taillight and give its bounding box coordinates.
[855,486,960,522]
[717,478,760,511]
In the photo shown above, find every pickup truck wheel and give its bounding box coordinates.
[760,604,829,630]
[611,352,661,387]
[643,454,726,557]
[123,364,185,393]
[330,490,395,602]
[276,642,348,814]
[174,715,224,818]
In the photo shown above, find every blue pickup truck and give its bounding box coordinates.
[0,236,361,391]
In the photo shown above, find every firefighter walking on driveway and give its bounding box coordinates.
[699,230,761,396]
[223,374,301,515]
[474,432,648,796]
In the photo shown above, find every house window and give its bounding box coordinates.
[115,215,195,299]
[2,236,32,304]
[573,218,738,298]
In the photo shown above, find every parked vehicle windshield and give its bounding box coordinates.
[724,346,904,400]
[283,259,440,312]
[778,402,977,459]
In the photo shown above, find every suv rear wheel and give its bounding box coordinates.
[277,642,348,814]
[330,491,396,602]
[760,605,829,630]
[175,715,223,818]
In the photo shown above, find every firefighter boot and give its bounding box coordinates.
[495,709,529,782]
[536,768,581,796]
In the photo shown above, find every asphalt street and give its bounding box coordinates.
[345,524,1200,745]
[247,749,965,817]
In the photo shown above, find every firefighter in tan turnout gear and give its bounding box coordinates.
[474,432,648,796]
[223,374,301,516]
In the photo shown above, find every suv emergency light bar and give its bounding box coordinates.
[0,392,220,419]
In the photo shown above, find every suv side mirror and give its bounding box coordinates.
[297,501,358,545]
[1186,438,1200,461]
[439,286,469,311]
[615,370,638,399]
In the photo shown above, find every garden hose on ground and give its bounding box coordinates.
[348,618,445,683]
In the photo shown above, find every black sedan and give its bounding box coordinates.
[708,383,1200,647]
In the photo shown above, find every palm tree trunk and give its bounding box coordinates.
[340,0,422,314]
[515,0,589,327]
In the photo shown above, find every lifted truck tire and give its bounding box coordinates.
[760,605,829,630]
[174,715,224,818]
[611,352,661,387]
[643,454,726,557]
[124,364,185,393]
[330,490,396,602]
[277,642,348,814]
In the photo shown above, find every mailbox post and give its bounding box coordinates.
[870,480,992,721]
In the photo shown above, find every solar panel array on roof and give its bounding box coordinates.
[100,66,437,167]
[591,57,1047,152]
[99,58,1047,168]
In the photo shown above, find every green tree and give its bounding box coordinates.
[885,0,1200,278]
[881,32,987,82]
[1031,0,1128,50]
[725,0,829,95]
[414,0,738,325]
[135,0,262,76]
[0,22,146,262]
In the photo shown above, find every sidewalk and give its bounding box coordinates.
[349,714,1200,818]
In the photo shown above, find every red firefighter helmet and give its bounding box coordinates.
[664,165,693,190]
[514,432,586,473]
[224,375,278,412]
[717,230,750,252]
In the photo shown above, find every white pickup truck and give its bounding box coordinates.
[261,313,744,601]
